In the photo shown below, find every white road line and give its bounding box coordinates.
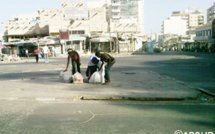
[36,98,56,102]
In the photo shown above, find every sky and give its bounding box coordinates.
[0,0,214,37]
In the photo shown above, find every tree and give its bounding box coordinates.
[70,19,75,25]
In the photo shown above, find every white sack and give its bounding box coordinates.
[72,72,84,84]
[89,62,105,84]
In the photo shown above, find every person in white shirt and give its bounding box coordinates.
[25,49,29,58]
[43,45,49,63]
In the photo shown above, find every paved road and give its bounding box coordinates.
[0,100,215,134]
[136,52,215,94]
[0,52,215,134]
[0,52,202,100]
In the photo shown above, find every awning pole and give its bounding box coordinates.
[89,40,91,54]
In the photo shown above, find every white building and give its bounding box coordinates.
[151,33,163,47]
[3,0,145,54]
[66,0,109,36]
[189,12,204,29]
[0,34,2,41]
[38,8,65,36]
[3,9,62,42]
[207,3,215,23]
[162,16,188,36]
[172,8,204,30]
[109,0,144,33]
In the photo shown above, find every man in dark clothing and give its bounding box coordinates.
[95,51,115,84]
[64,48,81,75]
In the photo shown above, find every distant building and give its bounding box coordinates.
[162,16,188,36]
[195,22,213,41]
[172,8,204,30]
[3,9,62,42]
[162,8,204,48]
[108,0,144,33]
[207,3,215,23]
[193,20,215,52]
[3,0,145,54]
[61,0,109,39]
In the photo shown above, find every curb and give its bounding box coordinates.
[0,97,82,102]
[197,88,215,97]
[0,96,198,102]
[80,96,196,101]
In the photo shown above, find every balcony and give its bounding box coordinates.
[111,2,120,6]
[112,15,120,19]
[195,36,212,41]
[112,9,120,12]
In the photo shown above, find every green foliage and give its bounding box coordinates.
[70,19,75,25]
[154,48,161,53]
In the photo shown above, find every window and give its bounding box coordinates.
[72,30,85,34]
[209,30,212,36]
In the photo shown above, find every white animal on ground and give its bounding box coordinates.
[89,61,105,84]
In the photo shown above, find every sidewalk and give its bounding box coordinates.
[0,56,200,102]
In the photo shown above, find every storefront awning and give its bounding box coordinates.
[69,36,86,41]
[90,37,113,43]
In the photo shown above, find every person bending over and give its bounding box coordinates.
[95,51,115,85]
[64,48,81,74]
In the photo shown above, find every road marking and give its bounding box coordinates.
[36,98,56,102]
[0,88,24,97]
[80,111,96,124]
[9,88,24,94]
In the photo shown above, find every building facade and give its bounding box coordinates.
[161,8,204,51]
[172,8,204,30]
[192,20,215,52]
[3,8,64,42]
[3,0,145,55]
[109,0,144,34]
[195,22,213,41]
[207,3,215,23]
[162,16,188,36]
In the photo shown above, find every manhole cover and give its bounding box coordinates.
[123,72,136,75]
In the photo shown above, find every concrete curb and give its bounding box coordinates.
[80,96,197,101]
[0,96,198,102]
[197,88,215,97]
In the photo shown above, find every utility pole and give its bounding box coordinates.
[107,3,112,53]
[116,32,119,54]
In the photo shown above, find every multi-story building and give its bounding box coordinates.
[189,12,204,29]
[195,22,213,41]
[207,3,215,23]
[192,21,215,52]
[67,0,108,35]
[109,0,144,34]
[3,0,145,54]
[162,8,204,51]
[3,8,63,42]
[4,0,144,40]
[182,19,215,52]
[162,16,188,36]
[38,8,64,36]
[172,8,204,30]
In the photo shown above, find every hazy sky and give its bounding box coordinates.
[0,0,214,36]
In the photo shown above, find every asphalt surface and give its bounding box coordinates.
[0,100,215,134]
[0,52,215,134]
[138,52,215,94]
[0,52,201,100]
